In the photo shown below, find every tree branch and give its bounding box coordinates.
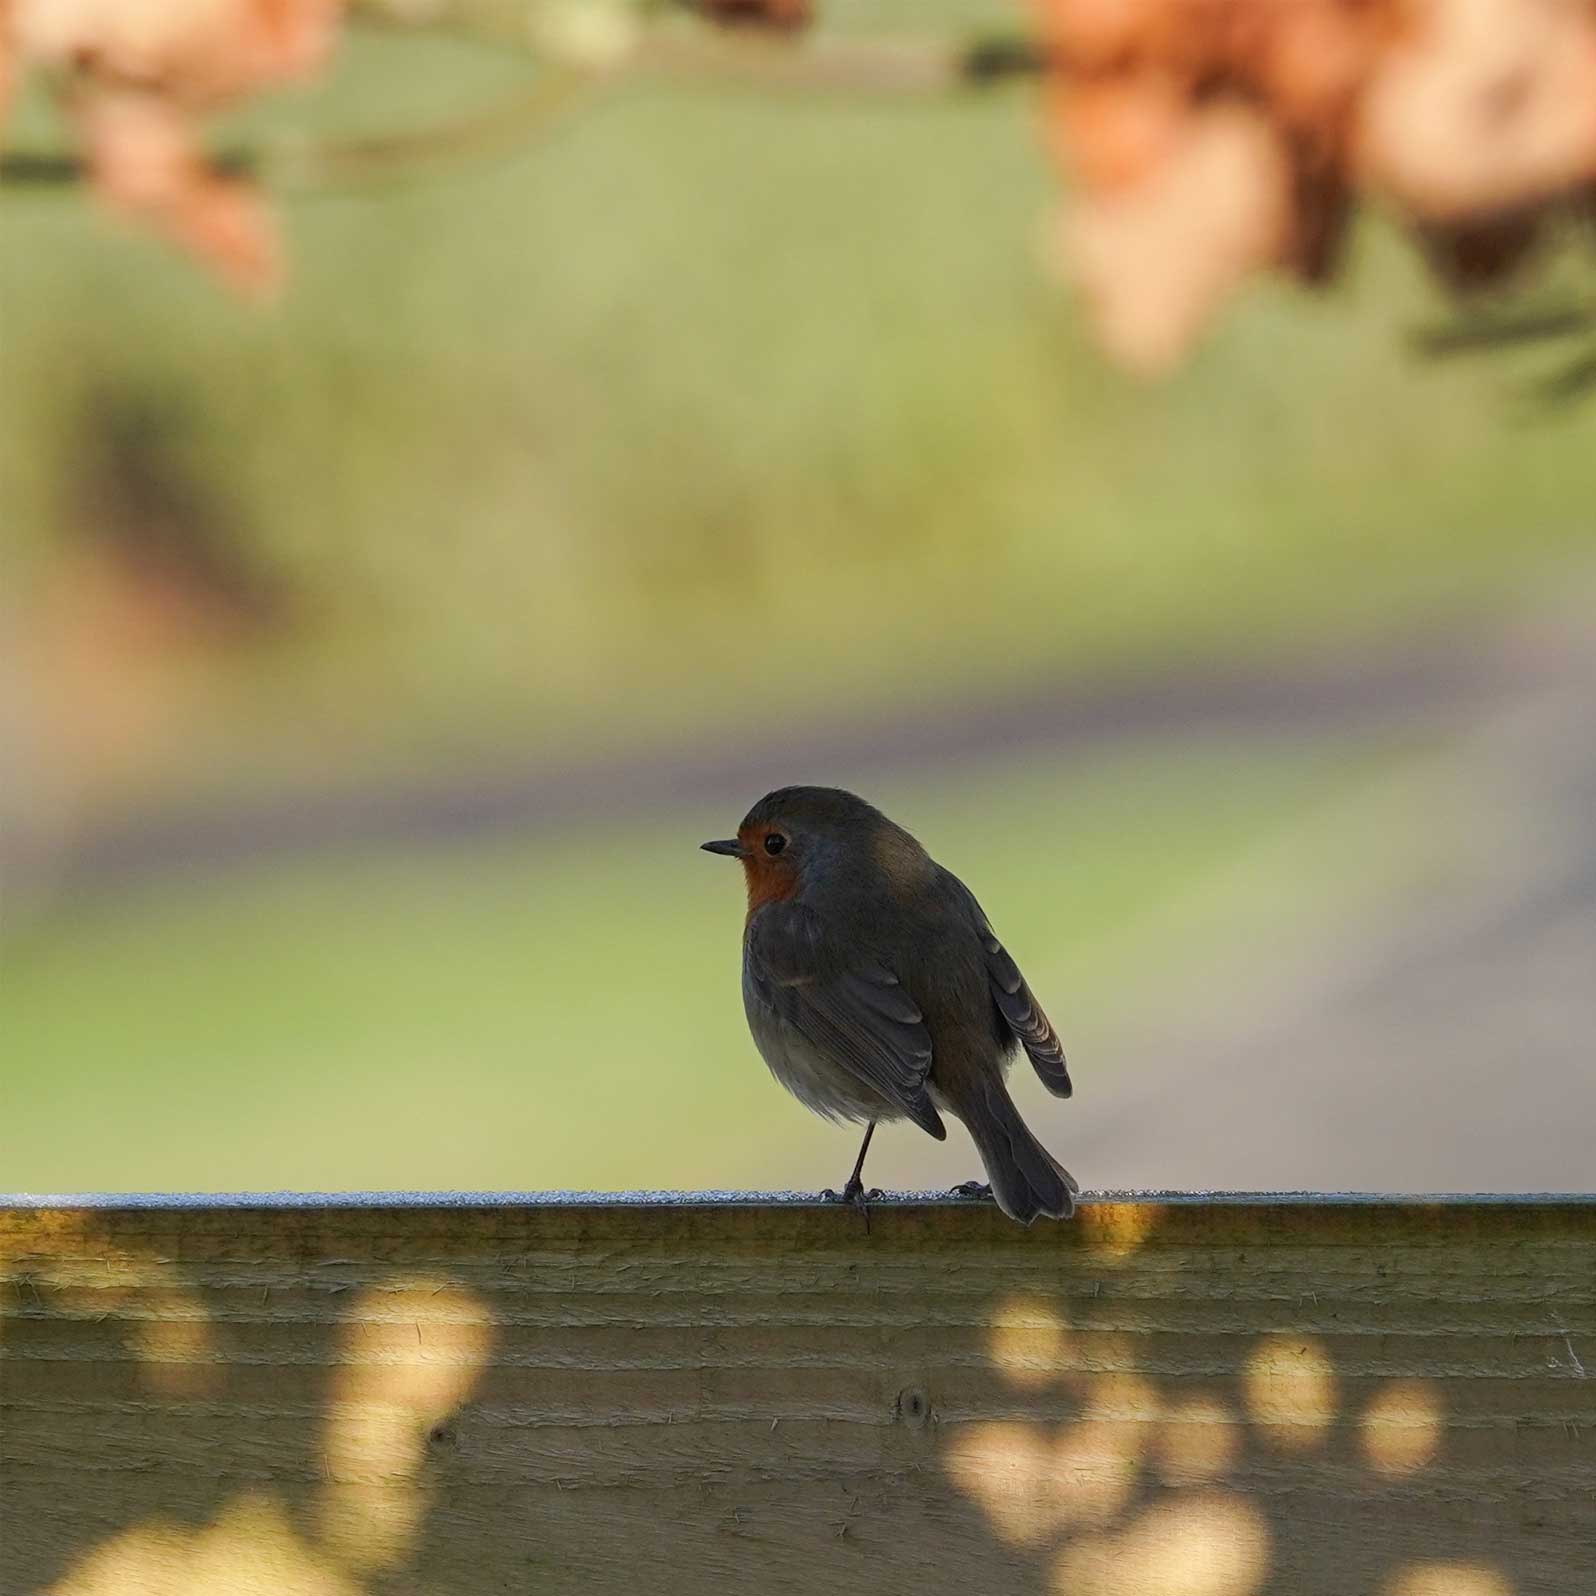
[0,9,1043,194]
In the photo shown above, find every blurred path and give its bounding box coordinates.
[1064,647,1596,1193]
[54,609,1587,895]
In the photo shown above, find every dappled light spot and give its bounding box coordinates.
[47,1520,188,1596]
[945,1375,1157,1542]
[1050,1422,1143,1526]
[321,1396,433,1486]
[4,1216,122,1318]
[1360,1380,1445,1475]
[1051,1373,1159,1525]
[49,1497,361,1596]
[1084,1370,1160,1425]
[1155,1395,1243,1482]
[1,1228,222,1393]
[316,1280,495,1573]
[314,1480,429,1577]
[1241,1334,1337,1450]
[943,1422,1063,1547]
[1084,1201,1164,1259]
[326,1280,495,1423]
[26,1261,498,1593]
[132,1285,223,1398]
[1383,1561,1514,1596]
[1052,1492,1271,1596]
[161,1498,360,1596]
[987,1295,1073,1389]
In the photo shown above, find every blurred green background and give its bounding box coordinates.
[4,7,1595,1195]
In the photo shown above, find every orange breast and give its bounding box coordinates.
[742,856,798,916]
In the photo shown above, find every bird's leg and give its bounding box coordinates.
[840,1120,881,1203]
[842,1121,876,1202]
[822,1121,882,1205]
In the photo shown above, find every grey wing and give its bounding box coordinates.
[745,903,946,1139]
[943,872,1071,1098]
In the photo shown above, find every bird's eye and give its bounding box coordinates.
[763,833,787,857]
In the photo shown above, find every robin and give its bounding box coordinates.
[703,786,1078,1223]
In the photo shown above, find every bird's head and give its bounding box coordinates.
[702,785,926,911]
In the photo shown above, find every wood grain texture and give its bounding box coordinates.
[2,1198,1592,1596]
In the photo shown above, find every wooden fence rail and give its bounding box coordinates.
[2,1193,1593,1595]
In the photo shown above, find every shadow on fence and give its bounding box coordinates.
[1,1197,1592,1595]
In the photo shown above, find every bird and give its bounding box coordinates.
[702,785,1077,1223]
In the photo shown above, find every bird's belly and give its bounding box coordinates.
[742,980,891,1125]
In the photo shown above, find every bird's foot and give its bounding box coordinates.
[949,1181,993,1201]
[823,1179,885,1205]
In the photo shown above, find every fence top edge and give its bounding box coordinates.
[2,1189,1593,1213]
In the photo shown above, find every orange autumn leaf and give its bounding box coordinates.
[1249,2,1391,142]
[1034,0,1215,75]
[1045,74,1190,191]
[1056,101,1294,373]
[1355,0,1596,220]
[72,85,285,294]
[1034,0,1596,369]
[2,0,343,294]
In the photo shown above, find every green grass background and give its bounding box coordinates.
[2,7,1593,1191]
[3,736,1421,1192]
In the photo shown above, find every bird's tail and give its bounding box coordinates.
[959,1077,1078,1224]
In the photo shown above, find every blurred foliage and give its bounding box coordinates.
[1032,0,1596,370]
[4,20,1596,813]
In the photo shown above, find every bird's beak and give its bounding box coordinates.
[701,838,746,858]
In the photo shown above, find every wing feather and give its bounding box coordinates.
[941,871,1072,1098]
[745,905,945,1138]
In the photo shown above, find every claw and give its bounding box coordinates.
[950,1181,992,1200]
[822,1180,882,1232]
